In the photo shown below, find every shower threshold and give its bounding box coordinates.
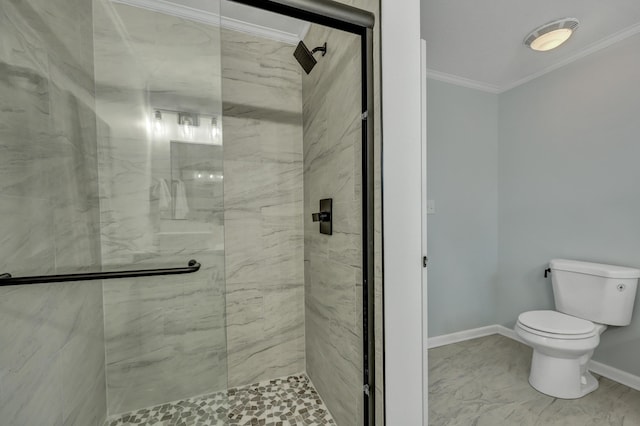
[106,373,336,426]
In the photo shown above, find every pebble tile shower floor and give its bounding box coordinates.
[106,374,336,426]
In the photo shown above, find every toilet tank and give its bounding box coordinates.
[550,259,640,326]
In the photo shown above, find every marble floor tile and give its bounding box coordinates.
[105,373,335,426]
[429,334,640,426]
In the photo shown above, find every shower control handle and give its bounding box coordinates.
[312,212,331,222]
[313,198,333,235]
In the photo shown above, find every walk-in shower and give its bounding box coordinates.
[0,0,379,424]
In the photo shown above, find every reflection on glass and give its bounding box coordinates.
[169,141,223,223]
[153,110,166,136]
[148,109,222,145]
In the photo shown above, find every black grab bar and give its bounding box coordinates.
[0,259,200,286]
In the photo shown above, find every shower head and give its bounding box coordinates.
[293,41,327,74]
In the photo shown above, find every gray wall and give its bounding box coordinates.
[497,33,640,376]
[303,24,364,426]
[427,79,499,336]
[428,32,640,377]
[0,0,106,424]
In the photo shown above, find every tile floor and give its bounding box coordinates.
[429,334,640,425]
[106,374,336,426]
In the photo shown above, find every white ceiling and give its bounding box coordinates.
[421,0,640,93]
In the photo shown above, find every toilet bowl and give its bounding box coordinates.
[516,259,640,399]
[515,310,606,399]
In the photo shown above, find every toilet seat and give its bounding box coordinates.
[517,310,596,340]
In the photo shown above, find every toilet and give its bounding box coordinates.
[515,259,640,399]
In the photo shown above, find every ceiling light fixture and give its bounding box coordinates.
[524,18,579,52]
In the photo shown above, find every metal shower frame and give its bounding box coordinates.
[226,1,377,424]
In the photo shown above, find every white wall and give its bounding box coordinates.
[497,33,640,377]
[382,0,425,423]
[426,79,499,337]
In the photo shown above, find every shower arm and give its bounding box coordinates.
[0,259,200,286]
[311,43,328,57]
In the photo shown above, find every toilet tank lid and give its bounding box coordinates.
[550,259,640,279]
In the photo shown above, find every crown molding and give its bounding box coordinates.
[111,0,220,29]
[220,14,302,45]
[429,20,640,94]
[426,69,501,94]
[111,0,305,45]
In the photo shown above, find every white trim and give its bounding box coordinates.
[428,21,640,94]
[426,69,501,94]
[589,360,640,392]
[221,15,301,45]
[420,38,429,426]
[112,0,220,25]
[428,325,640,392]
[382,0,424,423]
[111,0,303,45]
[427,325,500,348]
[495,324,525,344]
[501,21,640,92]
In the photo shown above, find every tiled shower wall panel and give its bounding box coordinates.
[302,25,364,426]
[0,0,106,424]
[221,28,305,388]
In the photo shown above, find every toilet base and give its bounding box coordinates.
[528,350,599,399]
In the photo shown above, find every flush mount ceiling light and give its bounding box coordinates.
[524,18,579,52]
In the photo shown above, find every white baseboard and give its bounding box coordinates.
[427,325,499,349]
[589,360,640,392]
[495,324,525,344]
[427,324,640,392]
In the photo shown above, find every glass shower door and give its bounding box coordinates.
[93,0,228,419]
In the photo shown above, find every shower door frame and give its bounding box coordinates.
[226,1,377,424]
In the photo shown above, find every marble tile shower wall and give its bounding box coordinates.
[92,2,227,416]
[221,28,305,388]
[302,25,364,426]
[0,0,106,425]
